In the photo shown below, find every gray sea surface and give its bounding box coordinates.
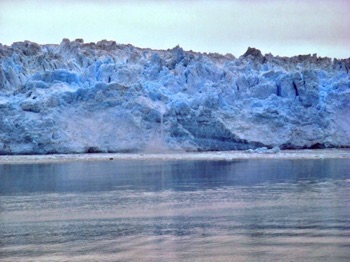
[0,159,350,261]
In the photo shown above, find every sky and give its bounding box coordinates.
[0,0,349,58]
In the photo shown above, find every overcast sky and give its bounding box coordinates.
[0,0,349,58]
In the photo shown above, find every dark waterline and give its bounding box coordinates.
[1,159,350,261]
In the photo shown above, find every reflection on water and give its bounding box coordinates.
[0,159,350,261]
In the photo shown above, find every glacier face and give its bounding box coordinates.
[0,39,349,154]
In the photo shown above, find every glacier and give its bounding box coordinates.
[0,39,349,154]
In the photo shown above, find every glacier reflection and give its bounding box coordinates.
[0,159,350,261]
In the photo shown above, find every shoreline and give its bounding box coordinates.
[0,149,349,165]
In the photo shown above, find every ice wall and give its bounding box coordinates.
[0,39,349,154]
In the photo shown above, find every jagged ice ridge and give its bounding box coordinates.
[0,39,349,154]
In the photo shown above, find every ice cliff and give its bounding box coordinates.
[0,39,349,154]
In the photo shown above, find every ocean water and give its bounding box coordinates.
[0,159,350,261]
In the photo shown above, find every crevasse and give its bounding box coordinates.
[0,39,349,154]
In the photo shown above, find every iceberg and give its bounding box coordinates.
[0,39,349,154]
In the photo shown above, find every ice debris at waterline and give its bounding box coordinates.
[0,39,349,154]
